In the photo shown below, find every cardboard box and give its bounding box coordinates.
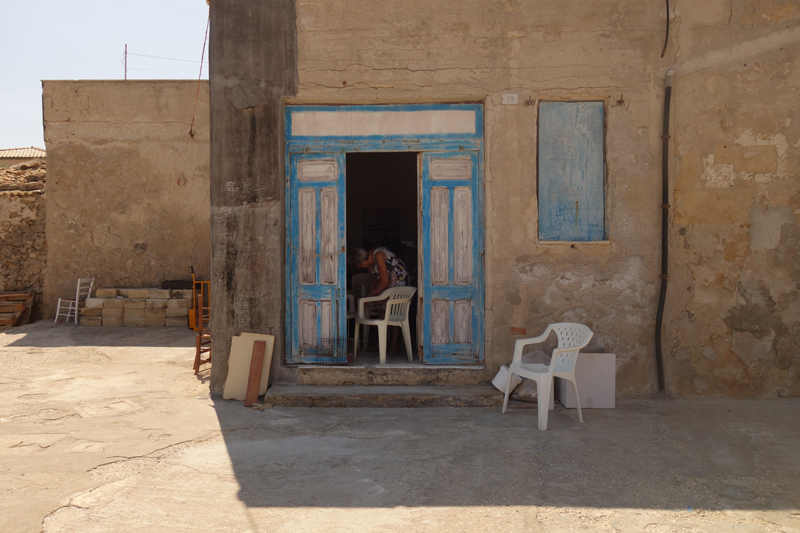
[555,352,615,409]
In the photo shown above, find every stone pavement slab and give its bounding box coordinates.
[1,323,799,533]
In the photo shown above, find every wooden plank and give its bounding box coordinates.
[431,187,449,285]
[244,341,266,407]
[320,300,332,341]
[298,188,317,284]
[319,188,338,285]
[453,187,472,285]
[431,300,449,345]
[299,300,317,349]
[0,304,26,313]
[431,157,471,180]
[299,159,337,181]
[454,300,472,344]
[223,333,276,400]
[538,101,605,242]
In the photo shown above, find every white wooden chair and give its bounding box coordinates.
[501,323,593,430]
[54,277,95,325]
[353,286,417,364]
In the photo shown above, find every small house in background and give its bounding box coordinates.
[0,147,45,168]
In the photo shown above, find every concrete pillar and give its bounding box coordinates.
[209,0,297,392]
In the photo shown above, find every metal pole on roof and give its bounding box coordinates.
[124,44,128,80]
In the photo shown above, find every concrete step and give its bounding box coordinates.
[263,384,504,408]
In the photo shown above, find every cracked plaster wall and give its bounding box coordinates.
[664,0,800,397]
[290,0,800,396]
[292,0,666,395]
[42,81,211,318]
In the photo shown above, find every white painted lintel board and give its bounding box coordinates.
[290,109,476,138]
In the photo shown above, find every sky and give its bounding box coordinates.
[0,0,210,149]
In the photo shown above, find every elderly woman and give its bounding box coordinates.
[350,246,409,354]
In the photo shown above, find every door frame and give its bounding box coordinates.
[285,104,484,365]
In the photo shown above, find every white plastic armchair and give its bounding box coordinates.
[353,286,417,364]
[54,277,95,325]
[501,323,593,430]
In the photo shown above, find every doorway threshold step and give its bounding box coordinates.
[263,385,503,408]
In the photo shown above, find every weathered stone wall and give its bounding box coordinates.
[42,81,210,318]
[289,0,666,395]
[212,0,798,397]
[664,3,800,397]
[0,190,46,319]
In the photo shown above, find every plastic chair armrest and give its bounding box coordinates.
[512,332,551,364]
[357,293,387,317]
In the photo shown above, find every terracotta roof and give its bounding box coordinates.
[0,147,46,159]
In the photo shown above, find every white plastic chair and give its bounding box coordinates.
[353,286,417,364]
[501,323,593,430]
[54,277,95,325]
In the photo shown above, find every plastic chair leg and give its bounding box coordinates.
[502,368,514,414]
[570,378,584,423]
[353,322,361,357]
[536,376,552,430]
[401,320,413,361]
[378,324,387,364]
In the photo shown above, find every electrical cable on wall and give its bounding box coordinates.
[189,8,211,138]
[661,0,670,58]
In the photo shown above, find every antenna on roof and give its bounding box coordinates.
[124,44,128,80]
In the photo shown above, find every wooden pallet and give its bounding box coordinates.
[0,291,34,329]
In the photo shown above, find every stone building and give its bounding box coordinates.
[207,0,800,398]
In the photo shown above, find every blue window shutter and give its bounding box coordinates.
[538,102,605,241]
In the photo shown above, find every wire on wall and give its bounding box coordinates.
[189,9,211,138]
[660,0,670,58]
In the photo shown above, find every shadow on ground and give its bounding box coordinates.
[212,395,800,512]
[2,321,195,348]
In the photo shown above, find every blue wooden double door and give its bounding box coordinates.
[287,151,484,365]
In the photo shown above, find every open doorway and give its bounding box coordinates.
[346,152,419,364]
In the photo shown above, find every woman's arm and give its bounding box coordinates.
[367,250,390,297]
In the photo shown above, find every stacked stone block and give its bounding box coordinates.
[80,288,194,327]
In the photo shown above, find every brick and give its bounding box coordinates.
[171,289,193,299]
[84,298,107,308]
[166,308,189,317]
[127,289,151,299]
[95,288,118,298]
[117,289,130,298]
[167,298,193,309]
[123,299,146,309]
[104,298,125,308]
[80,307,103,317]
[102,317,123,327]
[148,289,171,299]
[124,308,145,318]
[80,317,102,327]
[144,308,166,318]
[166,317,189,327]
[102,308,124,318]
[146,299,169,309]
[123,318,146,327]
[144,318,165,327]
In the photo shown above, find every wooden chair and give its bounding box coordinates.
[54,277,94,324]
[193,293,211,374]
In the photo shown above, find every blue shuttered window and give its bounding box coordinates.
[538,101,606,242]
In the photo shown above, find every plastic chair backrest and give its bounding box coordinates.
[75,278,95,303]
[550,323,593,372]
[385,287,417,322]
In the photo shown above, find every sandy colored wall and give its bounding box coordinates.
[288,0,665,395]
[663,3,800,397]
[42,80,210,318]
[210,0,798,397]
[0,190,46,317]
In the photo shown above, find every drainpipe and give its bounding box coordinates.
[655,68,675,392]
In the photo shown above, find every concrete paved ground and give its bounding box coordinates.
[1,323,799,533]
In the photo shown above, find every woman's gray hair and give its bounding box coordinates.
[348,247,368,267]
